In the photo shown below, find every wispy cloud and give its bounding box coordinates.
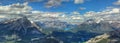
[45,0,62,8]
[25,0,43,2]
[79,7,86,10]
[74,0,84,4]
[113,0,120,5]
[24,0,87,8]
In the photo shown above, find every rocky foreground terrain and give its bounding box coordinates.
[86,30,120,43]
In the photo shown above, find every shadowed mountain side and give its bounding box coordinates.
[73,19,120,34]
[47,31,100,43]
[0,17,62,43]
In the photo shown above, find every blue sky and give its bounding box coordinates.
[0,0,119,14]
[28,0,118,14]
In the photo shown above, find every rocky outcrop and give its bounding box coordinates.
[86,33,110,43]
[86,29,120,43]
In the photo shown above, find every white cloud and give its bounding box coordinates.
[113,0,120,5]
[25,0,85,8]
[72,11,80,15]
[74,0,84,4]
[79,7,86,10]
[84,8,120,23]
[0,3,120,24]
[0,2,32,19]
[25,0,43,2]
[0,15,6,18]
[31,11,41,14]
[112,8,120,13]
[45,0,85,8]
[45,0,62,8]
[0,2,32,14]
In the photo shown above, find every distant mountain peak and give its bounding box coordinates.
[0,17,46,42]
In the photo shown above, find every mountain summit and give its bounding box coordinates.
[0,17,61,43]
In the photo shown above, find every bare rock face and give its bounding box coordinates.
[86,29,120,43]
[86,33,110,43]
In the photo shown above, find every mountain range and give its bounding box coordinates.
[0,17,120,43]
